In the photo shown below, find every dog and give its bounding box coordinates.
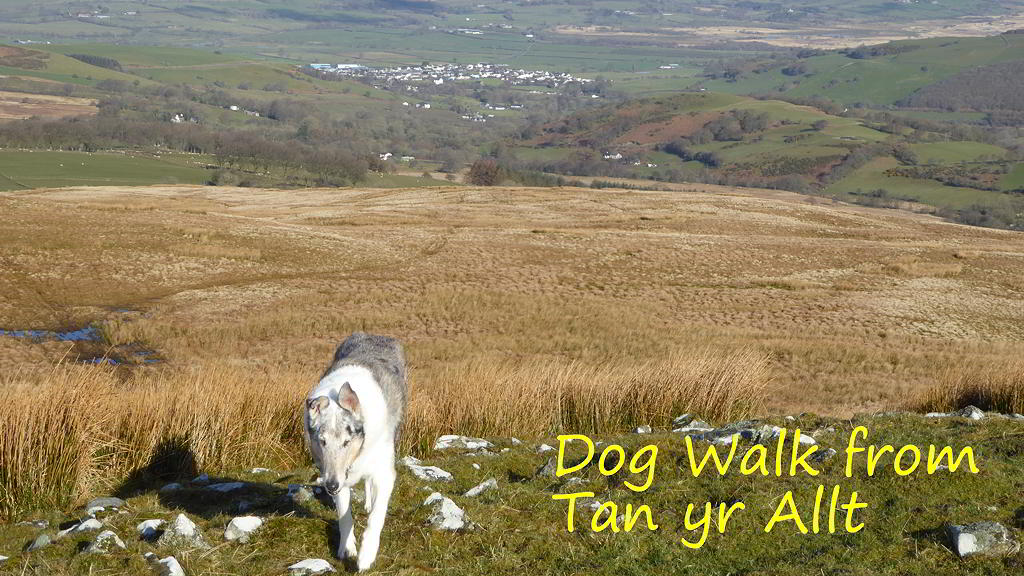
[304,332,407,571]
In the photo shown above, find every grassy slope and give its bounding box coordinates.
[0,414,1021,575]
[703,34,1024,107]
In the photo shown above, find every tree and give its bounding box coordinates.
[467,158,503,186]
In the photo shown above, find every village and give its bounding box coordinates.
[308,61,592,90]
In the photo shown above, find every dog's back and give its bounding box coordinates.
[326,332,407,436]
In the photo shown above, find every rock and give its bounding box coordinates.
[810,448,838,464]
[0,555,7,563]
[464,478,497,497]
[672,420,713,434]
[157,556,186,576]
[400,456,454,482]
[16,520,48,529]
[86,497,126,511]
[137,519,165,541]
[433,435,494,451]
[1010,413,1023,420]
[287,484,315,505]
[57,518,102,538]
[536,456,557,478]
[157,514,208,549]
[288,558,336,575]
[192,473,210,485]
[207,482,245,493]
[224,516,263,543]
[510,437,522,446]
[954,406,985,420]
[424,492,472,531]
[760,425,817,445]
[84,530,126,554]
[250,467,272,474]
[925,412,947,418]
[948,521,1020,558]
[633,425,652,434]
[536,444,555,454]
[471,463,480,470]
[160,482,183,493]
[25,533,51,552]
[671,414,695,427]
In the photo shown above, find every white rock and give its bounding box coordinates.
[925,412,947,418]
[955,406,985,420]
[433,435,493,451]
[137,519,165,541]
[207,482,245,493]
[424,492,472,531]
[471,463,480,470]
[160,482,183,492]
[401,456,453,482]
[510,437,522,446]
[633,425,652,434]
[536,444,555,454]
[84,530,125,554]
[58,517,102,538]
[464,478,497,497]
[224,516,263,543]
[0,555,7,563]
[288,558,336,574]
[250,467,272,474]
[158,513,208,549]
[948,521,1020,557]
[672,421,713,434]
[157,555,186,576]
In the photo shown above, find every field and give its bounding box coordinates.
[0,151,210,190]
[702,34,1024,107]
[0,90,94,120]
[1,183,1023,574]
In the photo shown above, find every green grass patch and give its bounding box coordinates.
[0,150,210,190]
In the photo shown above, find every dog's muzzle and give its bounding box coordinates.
[325,479,340,495]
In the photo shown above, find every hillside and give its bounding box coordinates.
[3,183,1023,414]
[1,183,1023,574]
[506,92,1024,228]
[700,33,1024,110]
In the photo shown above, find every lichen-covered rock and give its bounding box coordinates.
[288,558,336,575]
[401,456,454,482]
[84,530,126,554]
[224,516,263,543]
[535,456,557,478]
[85,496,126,516]
[948,521,1020,558]
[158,514,209,549]
[954,406,985,420]
[536,443,555,454]
[433,435,494,451]
[810,448,838,463]
[424,492,473,531]
[287,484,315,505]
[464,478,497,497]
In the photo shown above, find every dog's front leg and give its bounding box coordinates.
[334,487,358,560]
[357,468,395,571]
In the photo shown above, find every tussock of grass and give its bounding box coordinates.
[0,347,769,520]
[912,358,1024,414]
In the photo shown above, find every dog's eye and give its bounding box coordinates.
[319,438,327,447]
[342,439,350,447]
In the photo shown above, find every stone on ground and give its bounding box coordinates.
[288,558,337,574]
[57,518,102,538]
[287,484,315,505]
[25,533,51,552]
[464,478,498,497]
[138,519,165,541]
[86,496,126,516]
[224,516,263,542]
[157,513,209,549]
[401,456,454,482]
[157,555,186,576]
[424,492,473,531]
[207,481,245,493]
[160,482,183,493]
[434,434,494,451]
[84,530,126,554]
[536,443,555,453]
[948,521,1020,558]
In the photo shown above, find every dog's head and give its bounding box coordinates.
[306,382,365,495]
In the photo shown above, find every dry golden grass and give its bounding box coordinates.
[0,346,767,520]
[912,358,1024,415]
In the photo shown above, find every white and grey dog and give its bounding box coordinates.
[304,332,407,571]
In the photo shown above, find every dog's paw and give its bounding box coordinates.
[356,557,375,572]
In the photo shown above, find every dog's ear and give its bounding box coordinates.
[338,382,361,414]
[307,396,330,422]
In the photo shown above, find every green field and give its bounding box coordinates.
[703,34,1024,107]
[37,43,249,67]
[0,151,210,190]
[910,141,1008,164]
